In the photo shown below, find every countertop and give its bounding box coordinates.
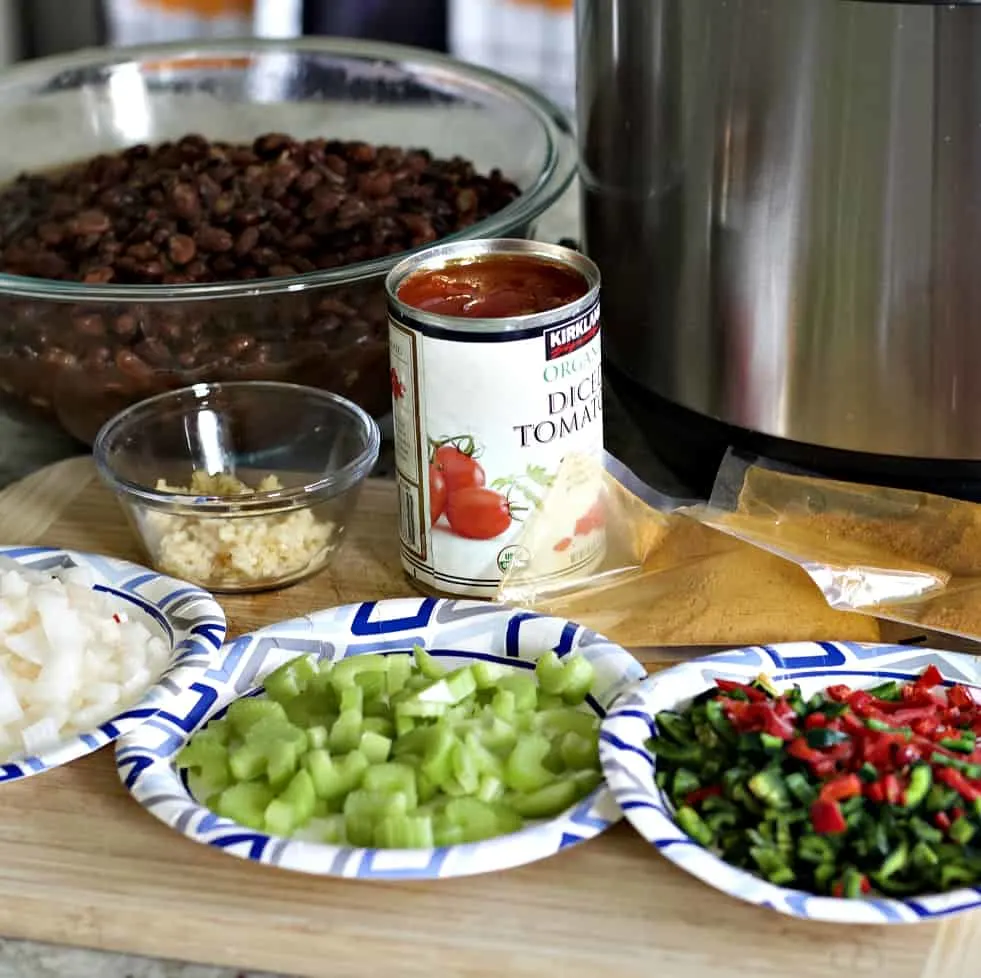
[0,185,677,978]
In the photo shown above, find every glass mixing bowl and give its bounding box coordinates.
[0,38,575,444]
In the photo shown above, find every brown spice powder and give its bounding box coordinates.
[725,465,981,639]
[790,510,981,578]
[541,515,881,647]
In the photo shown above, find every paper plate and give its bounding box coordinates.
[116,597,645,880]
[600,641,981,924]
[0,545,226,782]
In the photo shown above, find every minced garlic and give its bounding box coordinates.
[144,471,335,588]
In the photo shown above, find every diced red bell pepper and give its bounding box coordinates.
[788,737,825,764]
[935,811,952,832]
[826,684,852,703]
[818,774,862,804]
[715,678,766,702]
[811,757,838,778]
[721,699,759,731]
[952,806,966,821]
[949,685,976,710]
[935,767,981,802]
[865,781,885,804]
[894,743,922,768]
[901,684,946,708]
[915,664,943,691]
[882,773,902,805]
[910,716,942,738]
[805,713,828,730]
[840,712,867,736]
[863,732,901,768]
[761,709,796,741]
[826,741,856,765]
[847,690,879,717]
[685,785,723,807]
[811,799,847,834]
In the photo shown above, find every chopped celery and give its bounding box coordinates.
[359,730,393,764]
[398,668,477,716]
[264,655,318,703]
[386,654,412,695]
[183,647,600,847]
[294,814,346,844]
[463,731,504,778]
[497,673,537,712]
[505,735,555,792]
[225,697,287,737]
[395,714,416,737]
[340,686,364,714]
[344,790,411,847]
[176,730,229,783]
[283,690,332,728]
[477,774,506,804]
[413,646,445,679]
[216,782,275,829]
[266,740,301,788]
[304,748,369,800]
[244,713,306,751]
[560,731,598,770]
[329,710,363,754]
[535,651,568,696]
[472,660,512,689]
[451,740,481,795]
[356,671,387,704]
[535,708,597,739]
[307,726,329,751]
[362,762,419,809]
[560,655,595,705]
[421,726,458,785]
[490,688,517,723]
[509,776,581,819]
[480,714,518,754]
[362,716,395,739]
[329,654,389,689]
[265,769,317,835]
[228,742,267,782]
[375,814,435,849]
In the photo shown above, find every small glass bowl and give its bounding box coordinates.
[93,380,380,593]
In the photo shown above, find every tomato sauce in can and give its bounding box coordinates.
[386,238,605,598]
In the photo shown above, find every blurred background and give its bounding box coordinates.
[0,0,575,111]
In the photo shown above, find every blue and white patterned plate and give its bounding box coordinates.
[116,597,645,880]
[600,641,981,925]
[0,545,226,782]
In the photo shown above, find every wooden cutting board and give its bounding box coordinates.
[0,457,972,978]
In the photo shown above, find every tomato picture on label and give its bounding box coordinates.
[390,367,406,401]
[429,464,448,526]
[573,498,605,536]
[433,443,486,494]
[445,487,512,540]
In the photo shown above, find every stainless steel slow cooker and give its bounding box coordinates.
[577,0,981,495]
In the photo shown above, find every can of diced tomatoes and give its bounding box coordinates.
[385,238,605,598]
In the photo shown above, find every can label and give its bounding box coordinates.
[389,298,605,598]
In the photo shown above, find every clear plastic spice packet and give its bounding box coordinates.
[497,452,882,648]
[694,450,981,643]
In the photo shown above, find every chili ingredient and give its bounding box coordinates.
[145,471,334,589]
[651,667,981,898]
[177,646,603,846]
[396,254,588,318]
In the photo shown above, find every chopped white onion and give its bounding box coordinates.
[0,566,171,761]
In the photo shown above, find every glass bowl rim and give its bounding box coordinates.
[92,380,382,514]
[0,35,575,302]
